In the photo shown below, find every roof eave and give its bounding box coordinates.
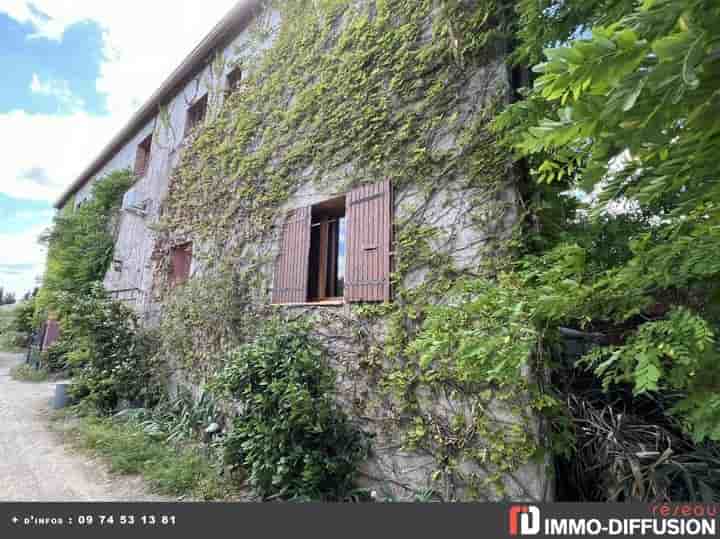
[54,0,259,210]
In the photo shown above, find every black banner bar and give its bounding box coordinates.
[1,503,718,539]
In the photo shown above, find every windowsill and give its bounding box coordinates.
[277,299,345,307]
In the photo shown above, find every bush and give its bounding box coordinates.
[11,364,49,383]
[0,304,28,352]
[56,284,164,412]
[12,299,35,336]
[213,318,368,500]
[42,339,73,373]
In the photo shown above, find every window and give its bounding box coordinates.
[226,66,243,95]
[134,133,153,177]
[170,243,193,287]
[185,94,208,136]
[308,197,346,301]
[272,180,392,305]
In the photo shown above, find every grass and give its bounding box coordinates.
[10,364,49,382]
[52,412,248,501]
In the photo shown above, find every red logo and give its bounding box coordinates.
[509,506,541,536]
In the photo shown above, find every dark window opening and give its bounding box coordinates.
[308,197,346,302]
[134,133,153,177]
[185,94,208,136]
[170,242,193,287]
[226,66,243,94]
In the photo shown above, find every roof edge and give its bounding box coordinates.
[54,0,259,209]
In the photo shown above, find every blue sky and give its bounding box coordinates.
[0,12,106,116]
[0,1,238,297]
[0,10,108,296]
[0,194,53,233]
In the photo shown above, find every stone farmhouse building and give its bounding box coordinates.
[53,1,550,501]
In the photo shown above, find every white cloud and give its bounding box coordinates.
[0,224,48,296]
[1,0,241,203]
[0,109,118,201]
[0,0,242,295]
[1,1,241,118]
[30,73,85,111]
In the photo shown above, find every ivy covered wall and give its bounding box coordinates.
[142,0,551,501]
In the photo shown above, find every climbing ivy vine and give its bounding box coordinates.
[36,169,132,321]
[152,0,543,500]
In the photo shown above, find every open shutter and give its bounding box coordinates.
[134,147,146,177]
[171,243,192,286]
[272,207,312,304]
[42,319,60,350]
[345,180,393,302]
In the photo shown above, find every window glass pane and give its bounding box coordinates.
[336,217,346,297]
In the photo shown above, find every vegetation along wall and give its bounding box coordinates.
[36,0,720,503]
[149,0,550,501]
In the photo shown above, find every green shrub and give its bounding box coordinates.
[213,318,368,500]
[0,304,28,352]
[12,299,35,335]
[0,331,27,352]
[56,285,164,412]
[11,364,49,383]
[42,339,72,373]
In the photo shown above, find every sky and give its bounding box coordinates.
[0,0,239,297]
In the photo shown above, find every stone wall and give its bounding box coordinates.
[108,0,551,501]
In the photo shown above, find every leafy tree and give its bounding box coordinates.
[35,169,132,319]
[512,0,635,65]
[0,288,17,305]
[12,298,35,335]
[493,0,720,442]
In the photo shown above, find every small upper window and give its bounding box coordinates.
[226,66,243,95]
[185,94,208,136]
[170,243,193,287]
[134,133,153,177]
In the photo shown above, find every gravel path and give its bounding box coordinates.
[0,352,165,501]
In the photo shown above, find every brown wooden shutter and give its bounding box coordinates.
[345,180,393,302]
[42,319,60,350]
[134,134,152,176]
[272,207,312,304]
[171,243,192,286]
[134,147,145,176]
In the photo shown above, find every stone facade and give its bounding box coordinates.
[59,1,551,501]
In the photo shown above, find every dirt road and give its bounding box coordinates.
[0,352,164,501]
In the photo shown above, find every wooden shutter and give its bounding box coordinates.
[134,147,146,176]
[42,319,60,350]
[134,134,152,176]
[185,95,207,136]
[272,207,312,304]
[345,180,393,302]
[171,243,192,286]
